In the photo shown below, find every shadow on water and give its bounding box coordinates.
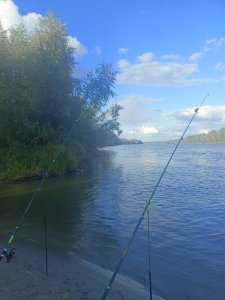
[0,171,120,258]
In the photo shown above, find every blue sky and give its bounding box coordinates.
[1,0,225,141]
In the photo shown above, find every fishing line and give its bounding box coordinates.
[101,93,210,299]
[0,104,91,264]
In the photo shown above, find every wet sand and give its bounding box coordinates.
[0,244,164,300]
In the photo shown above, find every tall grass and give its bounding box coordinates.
[0,144,77,182]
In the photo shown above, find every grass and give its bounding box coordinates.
[0,144,78,182]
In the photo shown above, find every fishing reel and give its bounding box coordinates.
[0,248,16,263]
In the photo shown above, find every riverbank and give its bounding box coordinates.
[0,243,164,300]
[0,141,96,182]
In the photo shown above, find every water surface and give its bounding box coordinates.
[0,143,225,300]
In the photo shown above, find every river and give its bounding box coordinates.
[0,143,225,300]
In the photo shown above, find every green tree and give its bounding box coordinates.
[31,15,75,133]
[73,63,122,147]
[0,14,122,181]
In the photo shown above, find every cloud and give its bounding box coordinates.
[161,105,225,140]
[0,0,87,57]
[0,0,41,31]
[117,39,225,86]
[67,36,87,56]
[179,105,225,122]
[116,97,225,140]
[118,48,128,54]
[117,94,162,126]
[160,105,225,140]
[139,126,159,135]
[113,94,164,141]
[21,12,42,32]
[206,37,225,48]
[117,52,203,86]
[189,37,225,62]
[117,59,130,68]
[117,97,225,141]
[137,52,154,62]
[189,52,204,62]
[197,128,211,134]
[127,126,159,137]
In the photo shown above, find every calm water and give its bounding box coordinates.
[0,143,225,299]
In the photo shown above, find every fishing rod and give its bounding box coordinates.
[43,175,48,276]
[101,93,210,299]
[0,104,91,264]
[147,206,152,300]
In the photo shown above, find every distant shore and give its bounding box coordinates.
[0,242,164,300]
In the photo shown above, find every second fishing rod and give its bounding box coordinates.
[101,93,210,300]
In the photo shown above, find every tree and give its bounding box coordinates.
[31,14,75,131]
[0,14,122,180]
[0,14,76,146]
[73,63,122,147]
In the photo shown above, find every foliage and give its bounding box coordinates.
[183,128,225,143]
[119,138,143,145]
[0,144,77,181]
[0,14,122,181]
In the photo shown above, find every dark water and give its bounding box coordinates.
[0,143,225,299]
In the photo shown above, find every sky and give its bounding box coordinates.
[0,0,225,141]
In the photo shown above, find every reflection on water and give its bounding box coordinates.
[0,143,225,299]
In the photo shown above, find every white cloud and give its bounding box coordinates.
[117,59,130,69]
[118,48,128,54]
[113,94,163,141]
[197,128,211,134]
[189,52,203,62]
[180,105,225,122]
[162,105,225,140]
[118,99,225,142]
[117,94,162,126]
[160,105,225,140]
[0,0,87,57]
[137,52,154,62]
[189,37,225,62]
[206,37,225,48]
[127,126,159,137]
[0,0,41,31]
[67,36,87,56]
[22,12,42,32]
[139,126,159,135]
[117,52,200,86]
[116,97,225,141]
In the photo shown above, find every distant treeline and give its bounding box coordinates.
[118,138,143,145]
[169,128,225,144]
[0,14,122,181]
[105,137,143,146]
